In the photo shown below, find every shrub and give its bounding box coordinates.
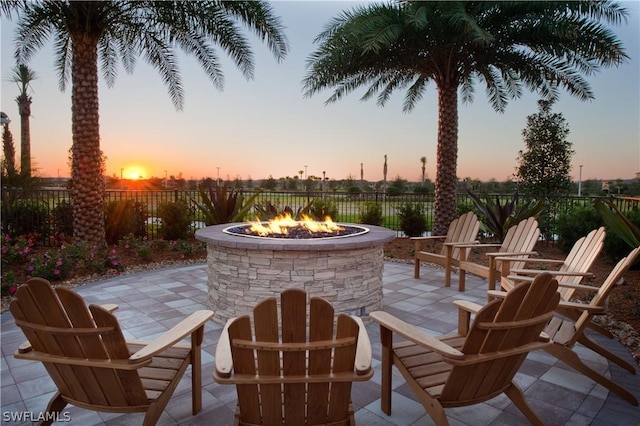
[157,200,192,240]
[397,203,427,237]
[104,200,147,245]
[5,200,49,240]
[359,202,384,226]
[52,200,74,237]
[26,249,74,281]
[304,199,339,221]
[556,206,603,252]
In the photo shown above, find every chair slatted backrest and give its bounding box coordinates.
[440,274,559,403]
[442,212,480,259]
[567,246,640,348]
[227,288,360,426]
[496,217,540,271]
[556,227,605,300]
[10,278,148,409]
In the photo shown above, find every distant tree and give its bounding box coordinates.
[263,175,278,191]
[2,122,17,178]
[515,99,574,198]
[420,156,427,184]
[11,64,37,178]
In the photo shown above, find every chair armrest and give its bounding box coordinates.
[102,303,119,313]
[557,300,605,313]
[370,311,464,360]
[487,251,537,258]
[351,316,373,375]
[555,282,599,292]
[455,243,502,249]
[487,290,508,299]
[452,300,483,314]
[443,240,479,247]
[411,236,445,241]
[214,318,235,379]
[510,268,594,278]
[498,257,563,265]
[130,310,213,361]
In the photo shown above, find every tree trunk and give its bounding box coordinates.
[433,83,458,236]
[70,33,105,247]
[17,95,31,177]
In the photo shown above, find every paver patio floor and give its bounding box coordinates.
[1,261,638,425]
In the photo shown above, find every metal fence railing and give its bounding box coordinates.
[1,188,636,246]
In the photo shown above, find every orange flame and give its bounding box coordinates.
[248,213,344,236]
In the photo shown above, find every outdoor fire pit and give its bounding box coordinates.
[195,217,395,324]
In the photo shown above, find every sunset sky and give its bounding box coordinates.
[1,1,639,183]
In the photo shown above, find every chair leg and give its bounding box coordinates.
[414,259,421,279]
[39,392,67,426]
[577,332,636,374]
[504,383,544,426]
[544,344,638,406]
[379,325,393,415]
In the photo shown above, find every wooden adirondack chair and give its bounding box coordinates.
[499,227,605,301]
[539,246,640,406]
[370,273,560,426]
[455,216,540,291]
[214,288,373,426]
[412,211,480,287]
[10,277,214,426]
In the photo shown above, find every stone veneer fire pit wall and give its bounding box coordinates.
[195,223,396,324]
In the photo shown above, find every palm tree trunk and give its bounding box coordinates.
[70,34,105,247]
[433,83,458,236]
[17,95,31,177]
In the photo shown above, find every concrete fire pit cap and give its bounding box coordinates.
[195,223,396,251]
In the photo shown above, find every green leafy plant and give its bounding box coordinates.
[52,200,74,237]
[397,203,427,237]
[467,191,545,241]
[137,243,153,261]
[359,202,384,226]
[157,200,192,240]
[303,199,339,221]
[104,200,147,244]
[253,200,312,221]
[193,183,259,225]
[556,206,603,252]
[5,200,49,240]
[594,198,640,249]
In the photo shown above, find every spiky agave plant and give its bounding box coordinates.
[193,183,259,225]
[467,191,545,241]
[594,198,640,248]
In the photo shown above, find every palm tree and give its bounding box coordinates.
[303,1,628,235]
[9,1,288,246]
[11,64,37,178]
[420,156,426,184]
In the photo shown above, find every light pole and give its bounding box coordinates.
[164,170,168,189]
[304,165,308,180]
[217,167,220,187]
[578,165,583,196]
[121,168,124,189]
